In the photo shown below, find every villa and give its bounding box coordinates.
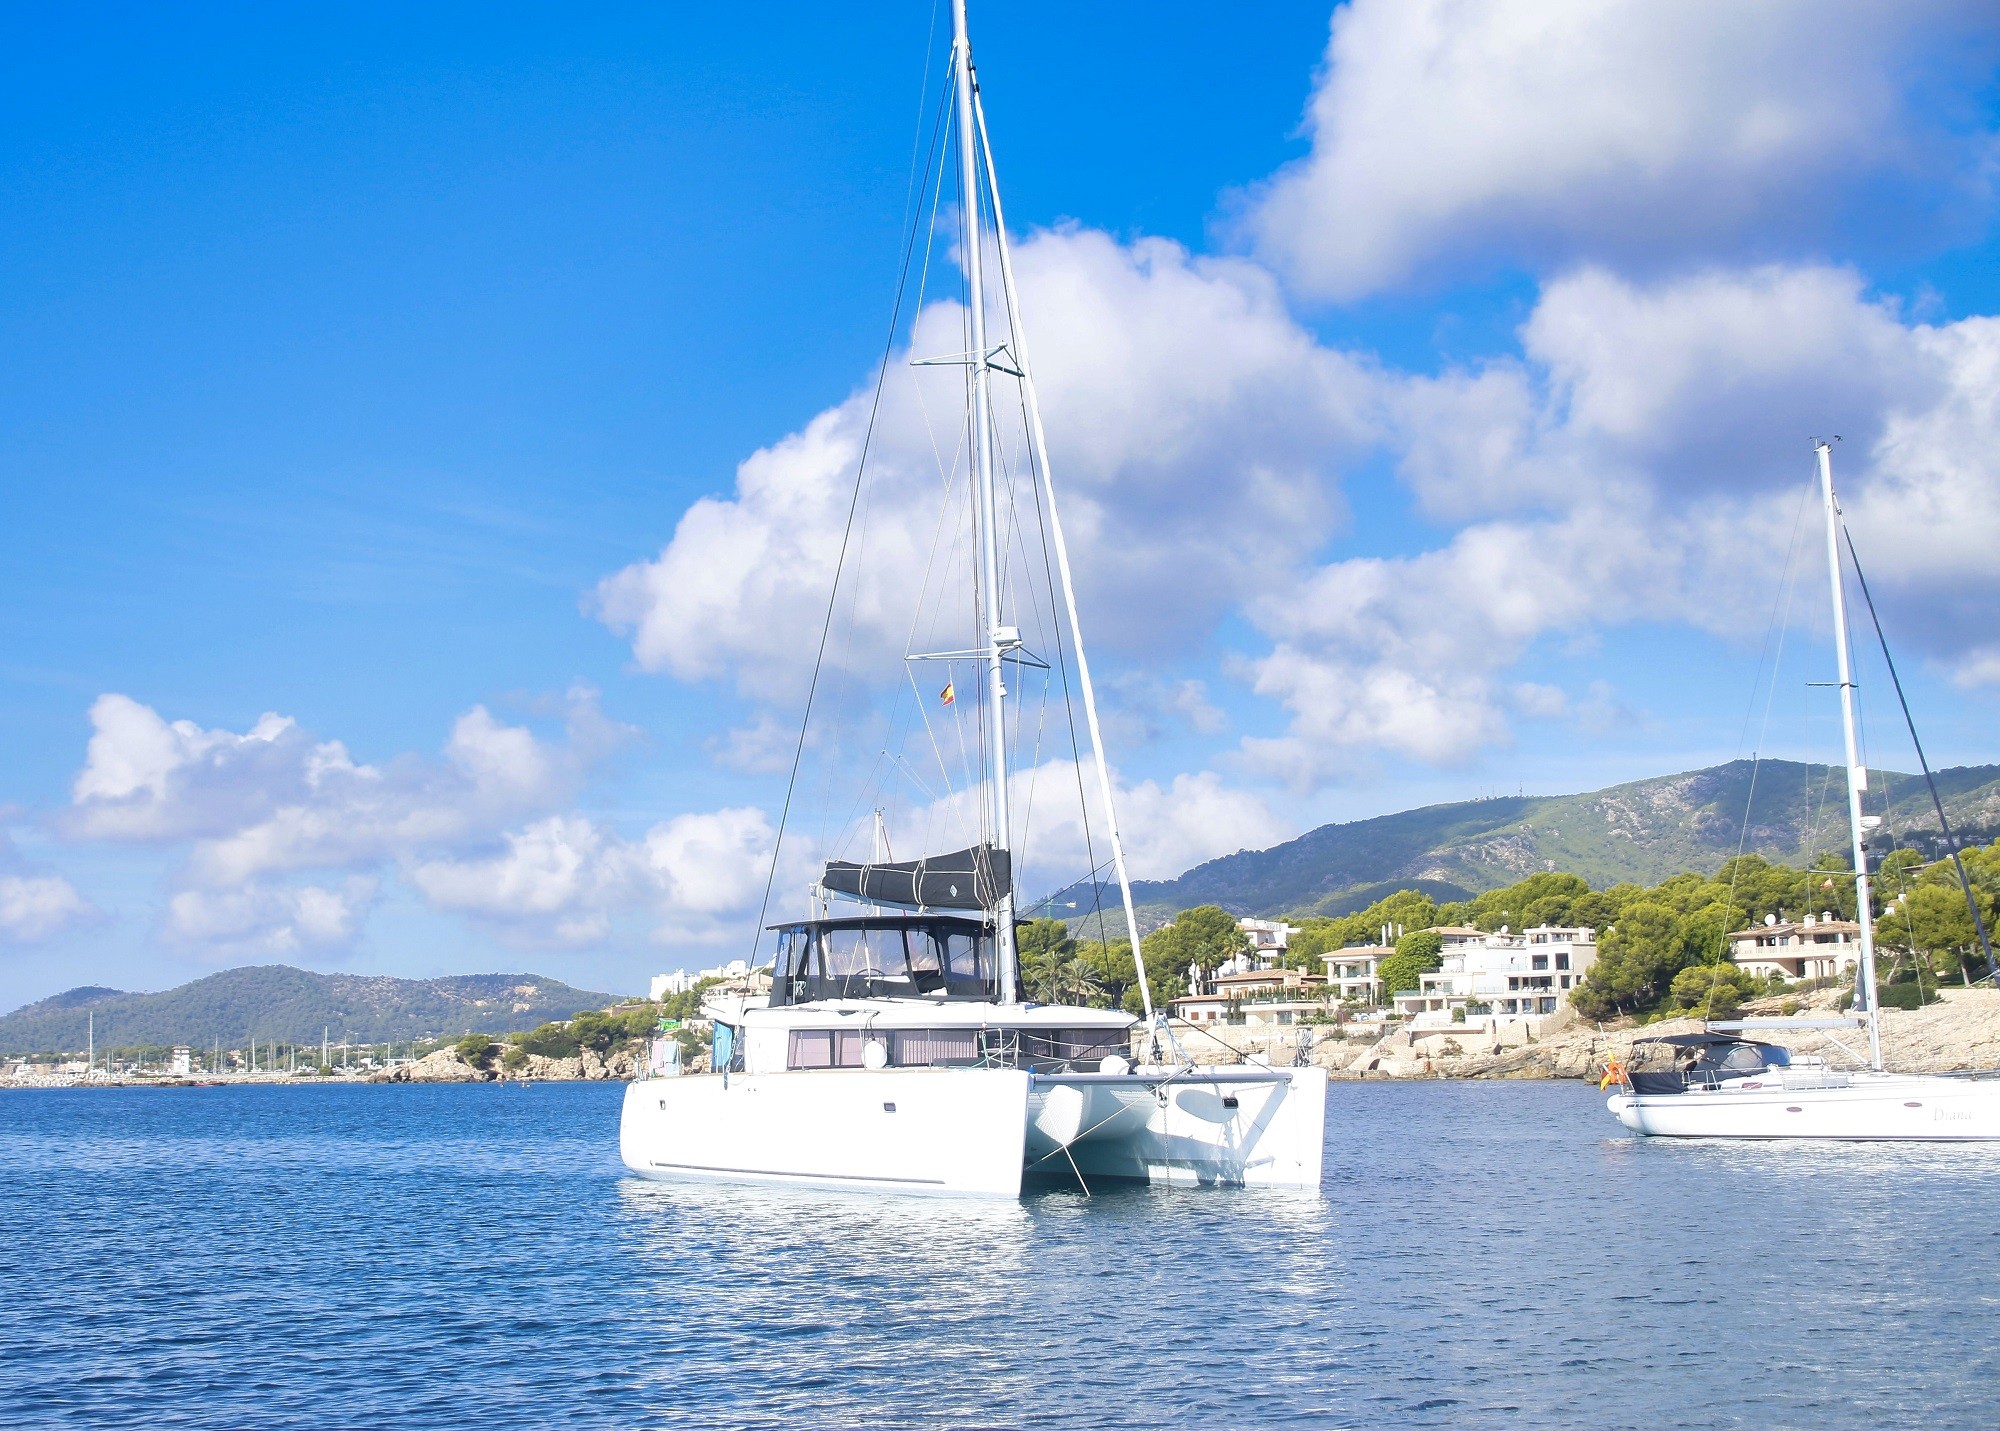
[1728,912,1862,981]
[1394,925,1599,1027]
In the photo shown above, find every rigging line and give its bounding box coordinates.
[888,750,942,806]
[901,663,958,821]
[816,61,960,859]
[1841,526,1998,986]
[746,65,953,960]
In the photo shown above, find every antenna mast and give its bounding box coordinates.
[1818,440,1883,1071]
[952,0,1019,1002]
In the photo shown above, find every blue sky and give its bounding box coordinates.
[3,0,1998,1009]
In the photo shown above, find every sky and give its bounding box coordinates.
[3,0,1999,1009]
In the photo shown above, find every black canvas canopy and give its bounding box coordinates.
[820,844,1011,912]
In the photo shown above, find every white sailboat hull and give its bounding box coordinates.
[620,1065,1327,1197]
[1608,1072,2000,1140]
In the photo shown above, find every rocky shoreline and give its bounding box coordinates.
[371,1044,645,1083]
[1180,986,2000,1081]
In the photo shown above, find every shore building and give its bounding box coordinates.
[1393,925,1599,1027]
[1322,947,1384,1004]
[1169,916,1325,1027]
[650,959,767,1002]
[1728,912,1862,981]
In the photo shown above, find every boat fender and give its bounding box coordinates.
[1100,1054,1131,1076]
[861,1039,888,1070]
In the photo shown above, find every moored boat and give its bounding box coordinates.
[620,0,1326,1196]
[1605,441,2000,1140]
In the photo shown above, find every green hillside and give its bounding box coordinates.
[0,966,623,1055]
[1115,760,2000,922]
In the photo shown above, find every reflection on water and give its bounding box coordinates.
[2,1079,1996,1428]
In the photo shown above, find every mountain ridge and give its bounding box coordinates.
[0,966,624,1055]
[1056,759,2000,926]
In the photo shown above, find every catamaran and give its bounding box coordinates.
[1605,440,2000,1139]
[619,0,1326,1195]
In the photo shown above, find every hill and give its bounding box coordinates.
[0,966,624,1055]
[1092,759,2000,924]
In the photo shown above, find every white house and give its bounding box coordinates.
[1729,912,1861,981]
[1394,925,1599,1026]
[1238,918,1301,959]
[1322,946,1384,1004]
[1170,965,1329,1028]
[650,959,759,1002]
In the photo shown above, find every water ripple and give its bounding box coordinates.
[2,1080,1996,1427]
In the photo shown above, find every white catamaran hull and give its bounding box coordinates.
[1608,1073,2000,1140]
[621,1065,1327,1197]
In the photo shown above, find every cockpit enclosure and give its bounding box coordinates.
[1627,1032,1791,1095]
[767,915,1022,1005]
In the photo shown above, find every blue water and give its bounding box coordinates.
[1,1081,1996,1428]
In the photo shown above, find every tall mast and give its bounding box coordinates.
[1818,440,1883,1071]
[952,0,1019,1001]
[971,92,1155,1025]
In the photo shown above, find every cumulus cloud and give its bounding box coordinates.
[49,690,800,956]
[1242,261,2000,779]
[594,227,1376,703]
[67,688,625,888]
[1248,0,1999,299]
[166,879,377,959]
[412,807,778,947]
[0,874,93,944]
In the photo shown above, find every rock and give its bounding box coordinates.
[383,1048,492,1083]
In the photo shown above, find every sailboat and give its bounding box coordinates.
[1605,441,2000,1138]
[618,0,1326,1195]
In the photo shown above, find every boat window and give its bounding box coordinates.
[770,928,819,1004]
[904,928,947,993]
[890,1029,979,1065]
[788,1029,866,1069]
[821,926,913,997]
[942,929,995,996]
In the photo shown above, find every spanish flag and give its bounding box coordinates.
[939,681,955,706]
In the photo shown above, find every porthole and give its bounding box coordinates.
[1785,1106,1803,1113]
[1904,1101,1923,1108]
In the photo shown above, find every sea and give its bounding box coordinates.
[2,1079,1995,1429]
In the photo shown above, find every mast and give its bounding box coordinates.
[952,0,1019,1002]
[1818,440,1884,1071]
[971,92,1155,1025]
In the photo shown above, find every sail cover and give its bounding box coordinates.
[821,844,1011,912]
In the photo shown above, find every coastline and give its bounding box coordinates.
[1184,985,2000,1082]
[16,988,2000,1089]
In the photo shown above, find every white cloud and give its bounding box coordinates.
[52,689,763,957]
[165,878,377,959]
[594,227,1376,703]
[412,807,777,948]
[0,874,92,944]
[67,689,623,891]
[1236,261,2000,779]
[1248,0,1997,299]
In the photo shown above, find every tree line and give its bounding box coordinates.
[1018,839,2000,1023]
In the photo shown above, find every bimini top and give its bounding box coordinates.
[766,913,1020,1006]
[1627,1032,1791,1095]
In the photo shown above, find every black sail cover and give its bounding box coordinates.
[820,844,1011,912]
